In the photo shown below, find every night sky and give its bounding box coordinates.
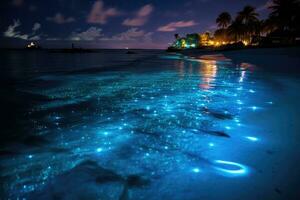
[1,0,270,49]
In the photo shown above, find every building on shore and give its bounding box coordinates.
[169,32,221,49]
[25,42,41,49]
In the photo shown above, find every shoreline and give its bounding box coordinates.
[176,47,300,74]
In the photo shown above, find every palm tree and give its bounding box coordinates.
[216,12,232,29]
[214,28,227,41]
[261,18,277,35]
[228,19,245,42]
[237,6,259,24]
[236,6,259,41]
[269,0,300,31]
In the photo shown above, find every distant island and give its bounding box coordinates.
[168,0,300,51]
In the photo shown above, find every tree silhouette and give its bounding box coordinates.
[228,19,245,42]
[235,6,259,41]
[216,12,232,29]
[269,0,300,31]
[237,6,259,24]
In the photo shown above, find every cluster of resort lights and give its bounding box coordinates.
[173,32,250,49]
[180,40,249,49]
[27,42,36,48]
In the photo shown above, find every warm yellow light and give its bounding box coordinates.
[208,40,215,46]
[242,40,248,46]
[182,40,186,48]
[27,42,36,48]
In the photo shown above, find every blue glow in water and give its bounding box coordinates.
[250,106,259,111]
[160,55,182,60]
[1,51,277,199]
[103,131,109,135]
[237,100,244,105]
[192,168,201,173]
[246,136,259,142]
[214,160,249,176]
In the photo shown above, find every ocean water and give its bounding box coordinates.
[1,49,300,200]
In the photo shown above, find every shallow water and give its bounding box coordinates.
[1,49,300,199]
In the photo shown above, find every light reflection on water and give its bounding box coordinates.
[1,52,272,199]
[198,59,217,90]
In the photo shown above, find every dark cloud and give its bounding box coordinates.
[12,0,24,7]
[122,4,154,26]
[256,0,273,12]
[3,20,41,40]
[108,28,153,42]
[70,27,103,41]
[87,0,121,24]
[157,20,197,32]
[32,23,41,32]
[47,13,75,24]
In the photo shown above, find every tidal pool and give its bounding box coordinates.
[1,49,300,199]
